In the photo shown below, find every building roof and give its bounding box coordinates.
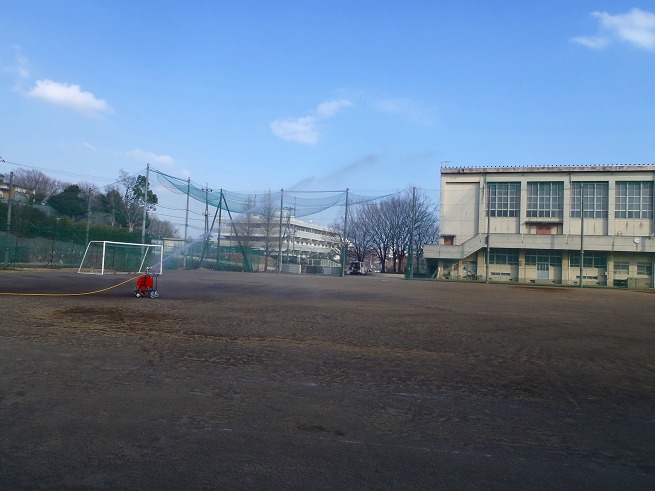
[440,164,655,175]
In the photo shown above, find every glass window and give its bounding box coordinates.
[613,261,629,275]
[487,182,520,217]
[637,262,652,275]
[615,182,653,219]
[571,182,608,218]
[527,182,563,218]
[525,250,562,267]
[488,249,519,265]
[569,251,607,269]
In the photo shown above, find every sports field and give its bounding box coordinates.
[1,270,654,489]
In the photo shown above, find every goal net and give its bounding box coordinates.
[78,241,164,275]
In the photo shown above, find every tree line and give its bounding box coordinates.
[340,187,439,274]
[4,168,179,239]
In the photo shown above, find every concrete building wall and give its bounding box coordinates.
[425,165,655,288]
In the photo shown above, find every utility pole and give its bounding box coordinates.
[485,181,491,284]
[341,188,349,277]
[184,177,190,268]
[216,190,223,267]
[4,171,14,265]
[202,184,213,236]
[579,182,585,288]
[85,187,92,245]
[406,187,417,279]
[278,189,284,272]
[141,163,150,244]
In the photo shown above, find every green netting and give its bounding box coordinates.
[1,232,88,268]
[153,169,393,218]
[181,242,260,272]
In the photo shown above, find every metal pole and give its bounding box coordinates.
[5,171,14,264]
[341,188,349,277]
[183,177,191,268]
[141,163,150,244]
[278,189,283,272]
[216,190,223,267]
[407,187,417,279]
[485,182,491,284]
[85,187,92,245]
[580,184,585,287]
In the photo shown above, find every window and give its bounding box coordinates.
[487,182,520,217]
[615,181,653,219]
[488,249,519,265]
[637,262,652,275]
[571,182,608,218]
[527,182,563,218]
[525,250,562,267]
[613,261,629,275]
[569,251,607,269]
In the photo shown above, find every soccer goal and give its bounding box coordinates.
[78,241,164,275]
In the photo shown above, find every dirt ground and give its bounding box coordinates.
[0,269,654,489]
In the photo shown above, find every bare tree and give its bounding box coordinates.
[259,191,278,270]
[232,195,258,249]
[344,204,375,263]
[148,215,180,238]
[411,191,439,273]
[357,189,438,274]
[12,168,66,203]
[362,202,392,273]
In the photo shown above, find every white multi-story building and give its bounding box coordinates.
[424,165,655,288]
[220,215,342,271]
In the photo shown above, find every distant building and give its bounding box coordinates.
[155,216,342,273]
[220,215,342,271]
[0,174,32,204]
[424,165,655,288]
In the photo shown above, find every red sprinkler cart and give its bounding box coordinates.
[134,268,159,298]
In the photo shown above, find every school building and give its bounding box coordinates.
[424,165,655,288]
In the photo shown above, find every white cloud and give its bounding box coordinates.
[573,8,655,50]
[571,36,609,49]
[1,45,30,80]
[374,97,435,124]
[27,79,113,116]
[126,149,174,166]
[270,99,352,144]
[270,116,319,145]
[316,99,353,118]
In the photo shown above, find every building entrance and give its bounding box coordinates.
[537,262,550,280]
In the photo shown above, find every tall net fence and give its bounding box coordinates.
[154,169,393,218]
[1,166,404,273]
[1,231,89,269]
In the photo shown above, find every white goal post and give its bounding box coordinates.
[78,241,164,275]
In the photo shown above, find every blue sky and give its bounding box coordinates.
[1,1,655,230]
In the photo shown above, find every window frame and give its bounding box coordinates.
[569,251,607,269]
[527,182,564,219]
[613,261,629,275]
[487,182,520,218]
[488,249,519,266]
[570,181,608,218]
[615,181,654,219]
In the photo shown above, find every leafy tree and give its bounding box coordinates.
[47,185,87,219]
[97,186,127,228]
[115,170,158,232]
